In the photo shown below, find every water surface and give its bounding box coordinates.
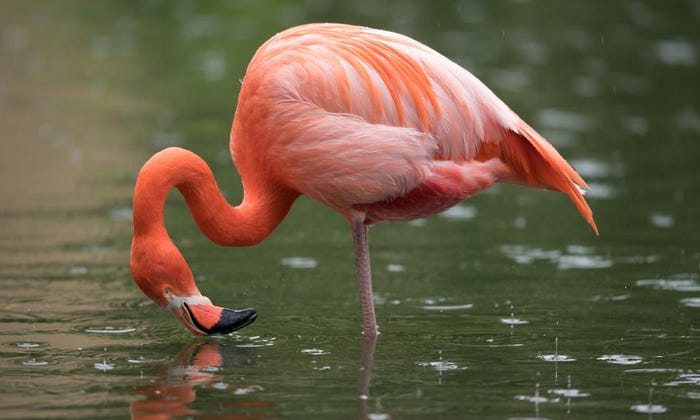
[1,1,699,419]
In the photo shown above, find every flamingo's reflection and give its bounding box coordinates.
[130,340,276,420]
[130,336,382,420]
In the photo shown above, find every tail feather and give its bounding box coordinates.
[501,120,599,235]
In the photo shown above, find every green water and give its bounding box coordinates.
[1,1,699,419]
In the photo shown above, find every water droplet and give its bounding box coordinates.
[301,348,329,356]
[655,39,698,66]
[514,394,551,403]
[538,354,576,362]
[108,206,132,221]
[417,361,461,371]
[94,361,115,371]
[280,256,317,269]
[681,297,700,308]
[21,359,48,366]
[630,404,667,414]
[386,264,405,272]
[624,368,683,374]
[537,108,593,132]
[439,204,477,221]
[549,388,591,398]
[597,354,643,365]
[68,266,88,276]
[636,275,700,292]
[421,303,473,311]
[212,382,228,390]
[199,50,227,81]
[664,372,700,386]
[85,327,136,334]
[500,317,529,325]
[585,182,616,199]
[650,212,674,228]
[407,219,426,227]
[557,254,613,270]
[233,385,263,395]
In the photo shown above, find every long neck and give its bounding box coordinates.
[132,147,297,247]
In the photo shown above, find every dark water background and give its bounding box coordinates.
[1,1,699,419]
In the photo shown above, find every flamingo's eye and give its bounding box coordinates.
[164,287,171,294]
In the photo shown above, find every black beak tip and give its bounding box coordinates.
[194,307,257,336]
[183,302,257,336]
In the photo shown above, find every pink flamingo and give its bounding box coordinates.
[130,23,598,336]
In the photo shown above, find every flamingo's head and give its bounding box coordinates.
[130,238,256,335]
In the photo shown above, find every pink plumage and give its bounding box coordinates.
[131,23,597,337]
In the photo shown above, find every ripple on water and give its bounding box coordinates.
[650,212,674,228]
[421,303,473,311]
[500,317,529,325]
[279,256,318,269]
[301,348,329,356]
[21,359,49,366]
[630,404,667,414]
[624,368,684,374]
[569,158,614,179]
[513,394,555,403]
[585,182,615,199]
[664,372,700,387]
[94,361,115,371]
[16,342,41,349]
[439,204,477,221]
[537,354,576,362]
[85,326,136,334]
[636,275,700,292]
[233,385,264,395]
[417,361,463,371]
[687,392,700,400]
[681,297,700,308]
[557,254,613,270]
[655,39,698,66]
[598,354,643,365]
[127,357,151,364]
[386,264,405,272]
[548,388,590,398]
[234,335,276,348]
[500,244,612,270]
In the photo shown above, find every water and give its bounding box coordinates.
[1,1,699,419]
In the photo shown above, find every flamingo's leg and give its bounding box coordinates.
[351,219,379,336]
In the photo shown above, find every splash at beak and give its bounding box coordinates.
[172,298,257,335]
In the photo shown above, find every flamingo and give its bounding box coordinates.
[130,23,598,337]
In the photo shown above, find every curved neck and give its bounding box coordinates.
[132,147,297,247]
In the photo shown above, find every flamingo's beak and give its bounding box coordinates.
[172,301,257,335]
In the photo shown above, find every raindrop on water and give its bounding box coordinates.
[85,326,136,334]
[301,348,329,356]
[538,337,576,362]
[439,204,477,221]
[280,256,318,269]
[21,359,48,366]
[597,354,643,365]
[94,360,115,371]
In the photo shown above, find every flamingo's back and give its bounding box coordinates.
[232,23,597,234]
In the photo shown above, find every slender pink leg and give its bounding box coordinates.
[356,335,377,415]
[351,220,379,335]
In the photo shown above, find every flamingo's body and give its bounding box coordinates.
[130,23,597,336]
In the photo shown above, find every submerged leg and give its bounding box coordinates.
[351,220,378,336]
